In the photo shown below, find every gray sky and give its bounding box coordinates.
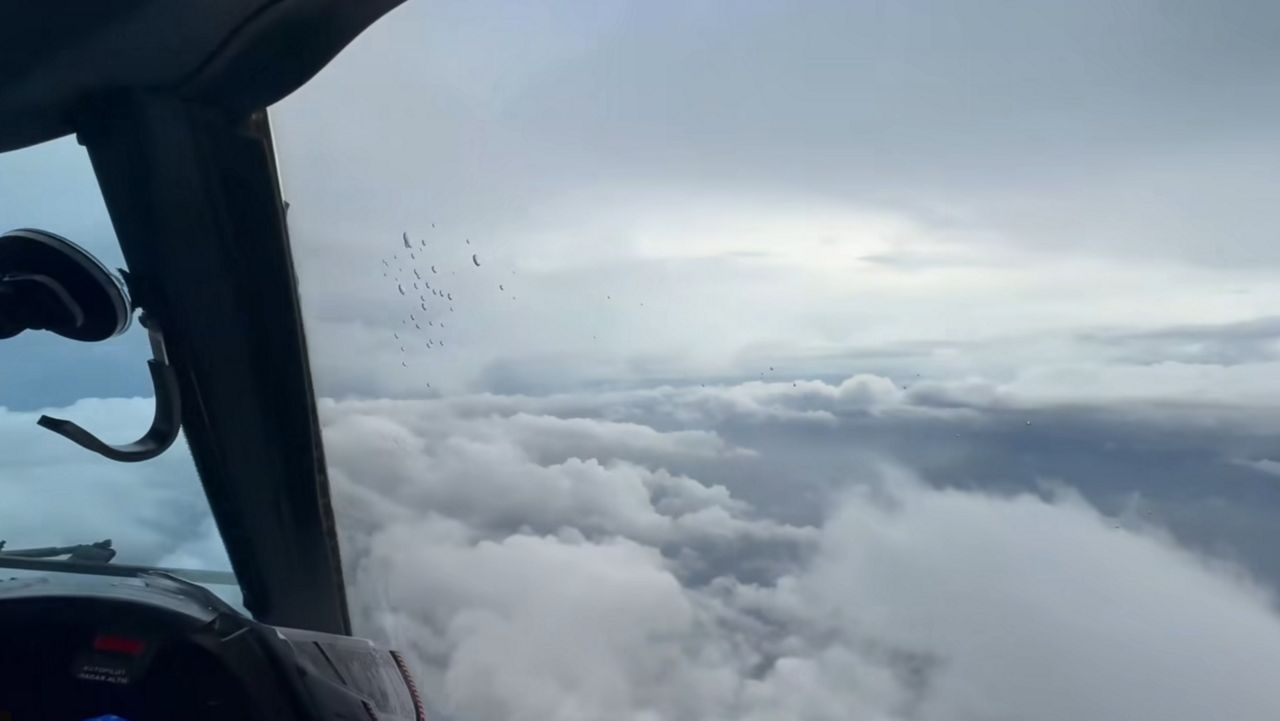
[3,1,1280,719]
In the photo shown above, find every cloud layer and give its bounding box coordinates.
[322,378,1280,721]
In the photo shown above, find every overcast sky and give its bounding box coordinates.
[4,1,1280,719]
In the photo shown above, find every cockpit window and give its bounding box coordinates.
[274,2,1280,719]
[0,135,236,592]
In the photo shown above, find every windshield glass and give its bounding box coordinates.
[0,136,236,592]
[274,2,1280,719]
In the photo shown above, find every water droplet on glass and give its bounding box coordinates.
[410,253,416,260]
[415,323,421,329]
[428,320,434,326]
[410,313,416,321]
[397,283,405,295]
[414,269,421,279]
[439,340,445,346]
[402,361,407,367]
[431,265,438,274]
[466,238,471,245]
[769,366,774,371]
[472,253,481,267]
[414,282,419,290]
[421,302,427,311]
[499,284,504,291]
[420,239,426,247]
[432,223,436,228]
[1025,420,1032,426]
[440,322,445,328]
[402,232,411,249]
[450,306,454,312]
[393,332,399,339]
[446,293,453,300]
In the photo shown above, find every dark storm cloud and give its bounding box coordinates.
[496,0,1280,264]
[1083,316,1280,365]
[277,0,1280,269]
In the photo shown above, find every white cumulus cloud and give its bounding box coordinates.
[319,382,1280,721]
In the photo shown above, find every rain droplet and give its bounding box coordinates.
[382,259,389,267]
[450,306,454,312]
[431,223,436,228]
[420,239,426,247]
[769,366,774,371]
[410,252,416,260]
[431,265,438,274]
[414,282,419,289]
[397,283,405,295]
[1025,420,1032,426]
[421,302,427,310]
[428,320,434,326]
[402,232,411,249]
[472,253,481,267]
[415,323,421,329]
[394,332,399,339]
[440,322,445,328]
[410,313,416,321]
[446,293,453,300]
[402,361,407,367]
[607,295,611,300]
[400,346,405,352]
[466,238,471,245]
[439,340,445,346]
[414,269,421,279]
[499,284,504,291]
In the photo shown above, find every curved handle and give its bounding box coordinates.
[37,358,181,462]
